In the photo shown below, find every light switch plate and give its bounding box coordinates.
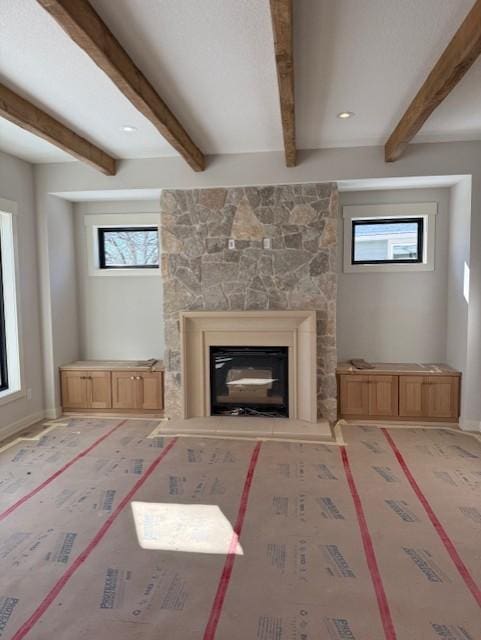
[263,238,272,249]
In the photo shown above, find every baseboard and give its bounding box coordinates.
[45,406,62,420]
[459,418,481,432]
[0,410,46,443]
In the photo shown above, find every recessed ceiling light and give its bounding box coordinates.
[121,125,137,133]
[337,111,354,119]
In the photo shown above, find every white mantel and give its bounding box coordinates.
[180,310,317,423]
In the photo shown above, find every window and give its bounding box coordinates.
[0,235,8,391]
[351,218,424,265]
[0,201,21,400]
[98,227,159,269]
[343,202,437,273]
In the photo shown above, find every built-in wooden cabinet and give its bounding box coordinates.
[112,371,163,411]
[340,374,398,418]
[61,370,111,410]
[60,361,164,413]
[337,363,460,422]
[399,375,459,419]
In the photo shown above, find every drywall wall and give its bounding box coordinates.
[446,179,471,419]
[0,151,44,434]
[74,200,164,361]
[337,188,450,362]
[48,196,80,378]
[36,191,80,418]
[34,141,481,428]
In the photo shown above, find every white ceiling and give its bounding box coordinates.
[0,0,479,165]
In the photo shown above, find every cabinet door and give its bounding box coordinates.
[112,372,139,409]
[340,375,369,416]
[399,376,424,417]
[423,376,459,419]
[89,371,112,409]
[368,376,398,417]
[139,372,164,410]
[61,371,89,409]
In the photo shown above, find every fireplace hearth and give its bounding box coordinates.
[210,346,289,417]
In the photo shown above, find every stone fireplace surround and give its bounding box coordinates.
[160,182,338,423]
[181,310,317,422]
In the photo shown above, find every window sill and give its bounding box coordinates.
[88,268,161,278]
[0,388,25,407]
[344,262,434,274]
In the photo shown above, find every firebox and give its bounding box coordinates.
[209,346,289,417]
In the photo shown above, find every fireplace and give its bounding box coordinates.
[179,311,318,422]
[210,346,289,417]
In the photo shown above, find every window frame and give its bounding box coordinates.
[342,202,437,274]
[97,226,160,270]
[84,213,161,278]
[0,199,22,404]
[351,217,424,266]
[0,235,8,391]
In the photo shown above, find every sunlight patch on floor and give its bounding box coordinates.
[131,502,243,555]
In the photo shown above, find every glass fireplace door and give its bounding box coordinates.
[210,346,289,417]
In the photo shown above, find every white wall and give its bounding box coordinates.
[446,179,472,421]
[74,200,164,361]
[446,180,471,370]
[337,188,450,363]
[0,151,44,434]
[35,192,80,417]
[48,196,80,389]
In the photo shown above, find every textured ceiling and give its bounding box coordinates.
[0,0,478,164]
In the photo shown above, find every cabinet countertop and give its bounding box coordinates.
[337,362,461,376]
[60,359,164,372]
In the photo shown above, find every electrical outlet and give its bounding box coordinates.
[228,238,236,250]
[27,388,32,401]
[263,238,272,250]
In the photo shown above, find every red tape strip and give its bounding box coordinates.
[203,441,262,640]
[341,445,397,640]
[382,428,481,608]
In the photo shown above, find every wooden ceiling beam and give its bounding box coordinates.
[37,0,205,172]
[270,0,296,167]
[0,83,116,175]
[385,0,481,162]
